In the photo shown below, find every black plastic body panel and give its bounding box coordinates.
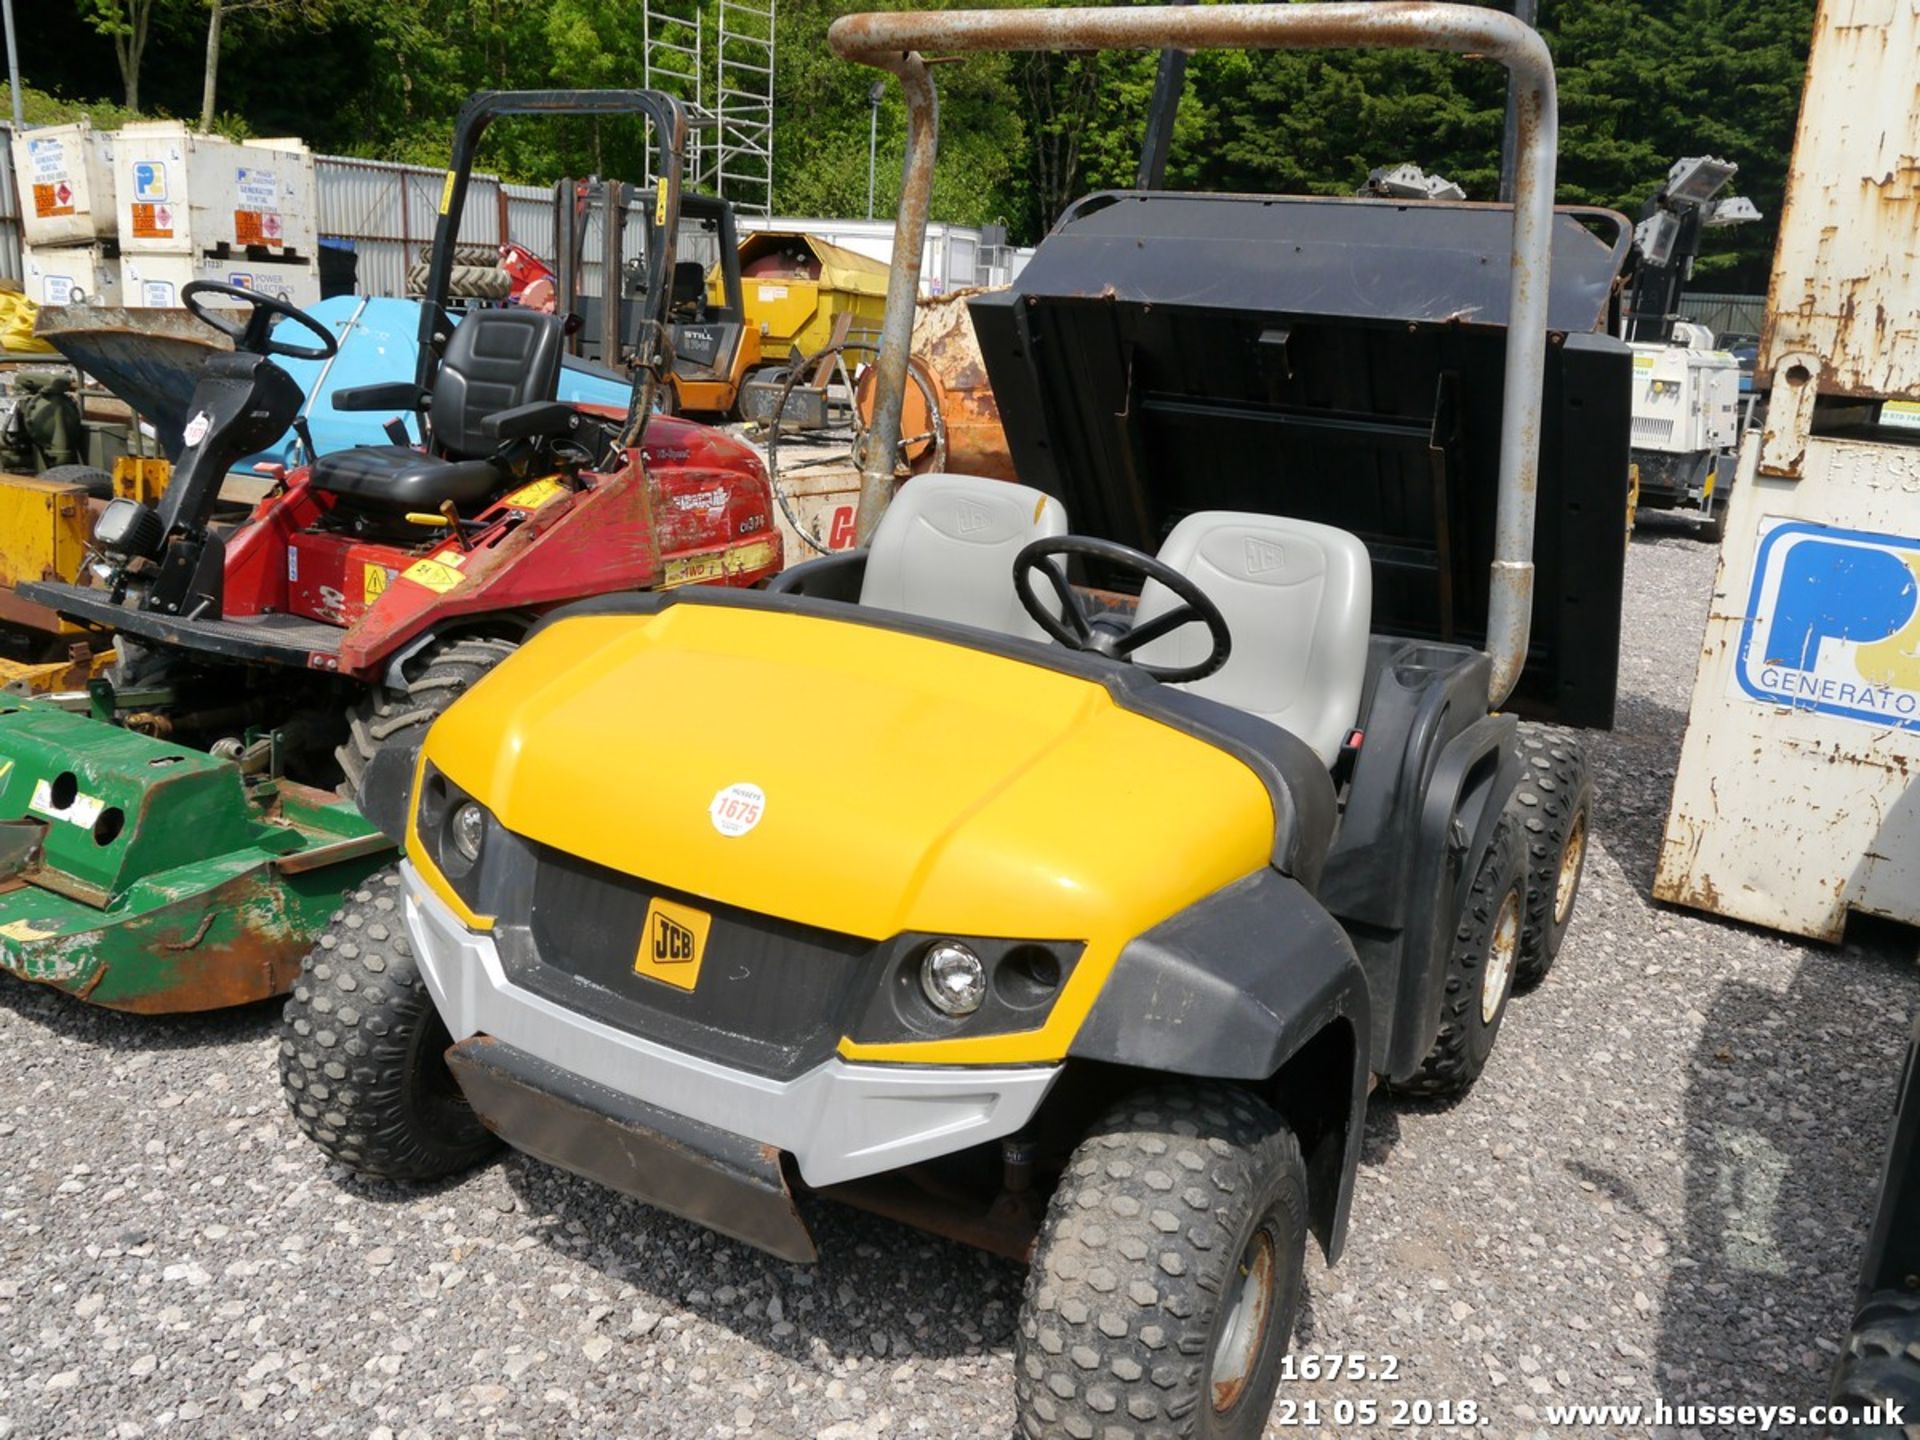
[970,192,1631,728]
[1321,637,1520,1079]
[1069,868,1370,1257]
[1859,1010,1920,1304]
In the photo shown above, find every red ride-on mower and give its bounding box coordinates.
[0,90,779,1014]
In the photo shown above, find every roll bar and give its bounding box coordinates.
[420,89,692,452]
[828,3,1558,706]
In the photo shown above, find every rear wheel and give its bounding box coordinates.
[1828,1291,1920,1437]
[1698,493,1728,543]
[278,867,498,1181]
[337,634,517,803]
[1392,817,1526,1101]
[1015,1084,1307,1440]
[1510,726,1593,992]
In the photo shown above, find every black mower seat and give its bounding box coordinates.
[309,445,504,512]
[310,307,565,514]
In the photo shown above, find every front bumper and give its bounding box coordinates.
[401,863,1060,1190]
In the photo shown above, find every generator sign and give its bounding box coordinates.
[1734,518,1920,730]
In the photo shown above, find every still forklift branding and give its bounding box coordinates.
[1734,518,1920,730]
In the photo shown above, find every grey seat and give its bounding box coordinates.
[310,308,565,513]
[1131,512,1373,765]
[859,473,1068,640]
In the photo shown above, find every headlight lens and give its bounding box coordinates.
[449,801,487,863]
[920,941,987,1017]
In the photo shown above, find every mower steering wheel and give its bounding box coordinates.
[1013,535,1232,685]
[182,281,338,361]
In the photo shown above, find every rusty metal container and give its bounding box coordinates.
[1656,0,1920,939]
[853,289,1016,481]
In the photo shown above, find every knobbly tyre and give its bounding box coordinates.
[0,90,778,1014]
[279,6,1615,1436]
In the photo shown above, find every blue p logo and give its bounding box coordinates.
[1738,521,1920,728]
[1763,541,1918,671]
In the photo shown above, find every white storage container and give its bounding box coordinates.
[22,242,122,307]
[12,121,118,246]
[114,124,318,259]
[121,251,318,310]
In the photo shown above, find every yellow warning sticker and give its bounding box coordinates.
[439,170,457,215]
[362,563,392,604]
[504,476,569,511]
[402,556,465,594]
[660,539,777,589]
[0,918,58,942]
[655,177,669,227]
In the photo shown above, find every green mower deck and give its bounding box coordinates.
[0,701,392,1012]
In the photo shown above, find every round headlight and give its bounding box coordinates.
[449,801,487,863]
[920,941,986,1017]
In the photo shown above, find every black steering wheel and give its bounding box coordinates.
[1014,535,1232,685]
[183,281,338,361]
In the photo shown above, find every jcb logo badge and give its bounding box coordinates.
[653,914,696,962]
[1244,537,1286,575]
[634,898,711,991]
[1734,518,1920,731]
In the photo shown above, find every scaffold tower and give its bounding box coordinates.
[641,0,775,215]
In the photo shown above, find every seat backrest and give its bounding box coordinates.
[670,261,711,320]
[1132,512,1372,765]
[859,473,1068,641]
[429,309,565,458]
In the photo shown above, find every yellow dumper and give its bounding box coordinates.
[735,232,890,365]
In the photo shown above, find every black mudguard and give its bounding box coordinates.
[1068,868,1371,1261]
[1386,710,1523,1080]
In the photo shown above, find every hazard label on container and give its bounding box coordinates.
[131,202,174,239]
[31,182,74,218]
[234,210,284,247]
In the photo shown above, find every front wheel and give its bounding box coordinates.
[1015,1084,1308,1440]
[278,867,499,1181]
[337,634,517,803]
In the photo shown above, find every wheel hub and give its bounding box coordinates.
[1211,1225,1276,1413]
[1554,812,1588,927]
[1482,888,1522,1026]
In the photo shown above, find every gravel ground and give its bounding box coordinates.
[1,519,1916,1440]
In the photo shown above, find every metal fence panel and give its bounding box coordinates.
[1681,291,1766,342]
[0,126,20,286]
[316,155,505,294]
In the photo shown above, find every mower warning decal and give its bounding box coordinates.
[362,563,393,603]
[401,552,466,594]
[1733,517,1920,731]
[633,897,711,991]
[504,477,568,511]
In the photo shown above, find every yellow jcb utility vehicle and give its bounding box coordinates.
[280,7,1621,1436]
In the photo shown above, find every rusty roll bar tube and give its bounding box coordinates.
[829,3,1557,707]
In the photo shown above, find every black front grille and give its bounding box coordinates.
[505,843,878,1079]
